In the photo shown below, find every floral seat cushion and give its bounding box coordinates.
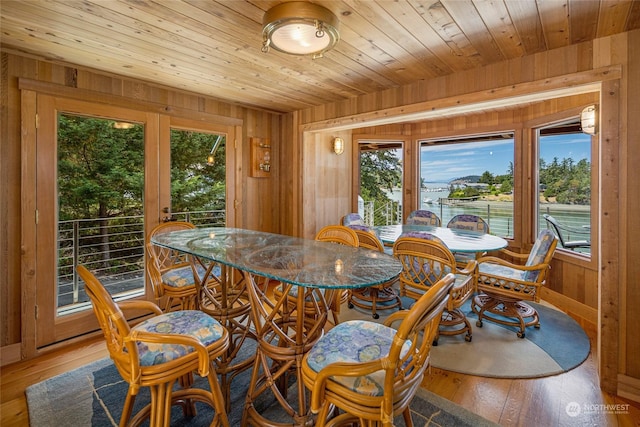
[134,310,226,366]
[161,264,220,288]
[305,320,411,396]
[478,263,538,295]
[342,213,365,226]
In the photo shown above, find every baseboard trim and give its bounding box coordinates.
[0,342,21,367]
[540,288,597,325]
[618,374,640,404]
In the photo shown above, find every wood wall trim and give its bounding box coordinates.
[17,78,243,126]
[599,79,621,394]
[300,66,620,132]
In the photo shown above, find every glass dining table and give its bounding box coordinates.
[373,224,509,253]
[150,227,403,426]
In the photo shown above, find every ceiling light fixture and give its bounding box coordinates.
[262,2,339,59]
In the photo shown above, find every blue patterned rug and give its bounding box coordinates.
[26,354,498,427]
[429,300,591,378]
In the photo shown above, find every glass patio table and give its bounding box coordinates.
[373,224,508,253]
[151,227,402,426]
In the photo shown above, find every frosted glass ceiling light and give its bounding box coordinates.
[262,2,339,59]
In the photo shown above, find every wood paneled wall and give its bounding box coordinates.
[0,53,281,361]
[290,31,639,400]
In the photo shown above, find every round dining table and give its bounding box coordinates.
[373,224,509,253]
[151,227,403,426]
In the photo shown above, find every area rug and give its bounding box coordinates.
[428,300,590,378]
[343,298,591,379]
[26,356,498,427]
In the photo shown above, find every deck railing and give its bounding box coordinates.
[57,210,225,314]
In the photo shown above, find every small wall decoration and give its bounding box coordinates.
[250,137,271,178]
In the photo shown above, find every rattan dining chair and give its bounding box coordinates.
[302,273,454,427]
[446,214,491,267]
[315,225,359,324]
[78,265,230,427]
[393,231,477,343]
[474,229,558,338]
[146,221,200,311]
[341,212,366,227]
[347,225,402,319]
[274,225,358,325]
[406,209,442,226]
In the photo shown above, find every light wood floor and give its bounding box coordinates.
[2,314,639,426]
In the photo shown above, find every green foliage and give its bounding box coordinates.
[360,150,402,225]
[57,116,227,221]
[57,115,145,220]
[360,150,402,203]
[170,130,226,212]
[540,157,590,204]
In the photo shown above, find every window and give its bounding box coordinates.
[419,133,515,238]
[57,114,145,313]
[358,141,403,225]
[537,120,592,256]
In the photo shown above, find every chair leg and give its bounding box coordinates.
[402,406,414,427]
[119,390,137,427]
[206,369,230,427]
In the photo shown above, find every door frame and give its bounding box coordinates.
[20,88,242,357]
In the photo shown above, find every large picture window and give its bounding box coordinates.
[419,133,515,238]
[537,120,592,256]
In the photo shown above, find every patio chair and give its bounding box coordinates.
[393,231,477,344]
[347,225,402,319]
[301,273,454,427]
[77,265,230,427]
[473,229,558,338]
[543,213,591,250]
[406,209,441,226]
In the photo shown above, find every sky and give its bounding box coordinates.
[418,133,591,183]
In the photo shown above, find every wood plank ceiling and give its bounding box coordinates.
[2,0,639,113]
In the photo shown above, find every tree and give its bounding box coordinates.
[169,130,226,213]
[360,150,402,224]
[479,171,495,184]
[58,115,145,221]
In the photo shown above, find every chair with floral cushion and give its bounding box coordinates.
[406,209,441,226]
[275,225,358,325]
[301,273,454,427]
[341,212,366,227]
[446,214,490,233]
[146,221,201,311]
[77,265,230,427]
[446,214,491,267]
[315,225,359,324]
[393,231,477,343]
[473,229,558,338]
[346,225,402,319]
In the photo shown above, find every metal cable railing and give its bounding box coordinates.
[57,210,225,314]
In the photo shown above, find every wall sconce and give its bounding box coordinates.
[580,105,598,135]
[262,2,340,59]
[332,137,345,155]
